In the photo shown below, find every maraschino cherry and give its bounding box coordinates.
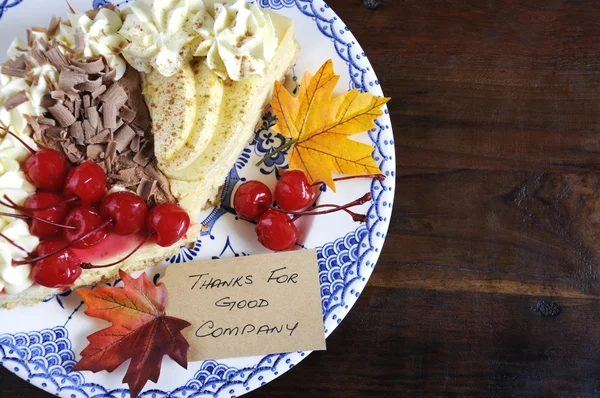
[24,193,70,239]
[63,207,108,249]
[146,202,190,247]
[274,170,315,212]
[255,210,298,251]
[64,162,107,206]
[0,126,68,192]
[233,180,272,220]
[30,240,81,288]
[100,191,148,235]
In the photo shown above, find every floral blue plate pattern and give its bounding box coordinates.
[0,0,395,396]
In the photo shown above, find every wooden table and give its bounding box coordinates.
[4,0,600,396]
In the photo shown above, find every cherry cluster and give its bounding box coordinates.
[233,169,383,251]
[0,127,190,289]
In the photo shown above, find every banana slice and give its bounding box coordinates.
[156,59,224,173]
[145,62,197,163]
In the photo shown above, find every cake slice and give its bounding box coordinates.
[141,5,300,217]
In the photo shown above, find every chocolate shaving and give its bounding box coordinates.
[44,47,68,70]
[137,178,156,201]
[129,135,140,153]
[114,124,135,153]
[58,69,87,92]
[45,126,64,140]
[4,90,29,110]
[144,162,175,203]
[47,15,61,36]
[106,140,117,162]
[86,144,104,161]
[133,141,153,167]
[91,85,106,99]
[99,83,127,109]
[119,106,136,124]
[64,99,74,113]
[51,90,66,100]
[74,28,85,52]
[24,114,40,135]
[131,124,145,137]
[104,157,112,174]
[74,99,81,119]
[69,121,84,145]
[103,68,117,84]
[1,66,25,77]
[83,120,95,142]
[86,106,99,128]
[64,99,74,112]
[38,39,51,52]
[75,77,103,92]
[36,116,56,126]
[62,142,83,163]
[82,94,91,109]
[111,167,140,185]
[88,128,111,144]
[116,156,138,169]
[71,58,104,74]
[40,94,55,109]
[10,55,26,69]
[31,48,47,65]
[26,28,33,48]
[86,8,100,20]
[102,103,117,129]
[49,103,76,127]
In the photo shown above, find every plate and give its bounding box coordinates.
[0,0,395,396]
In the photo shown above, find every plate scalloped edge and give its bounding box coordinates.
[0,0,396,397]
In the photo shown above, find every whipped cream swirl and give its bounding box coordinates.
[0,142,38,295]
[56,8,128,79]
[120,0,210,77]
[195,0,278,81]
[1,35,58,135]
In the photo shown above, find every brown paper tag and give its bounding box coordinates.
[161,249,326,361]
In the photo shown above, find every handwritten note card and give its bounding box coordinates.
[162,249,326,361]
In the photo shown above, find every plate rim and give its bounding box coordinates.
[0,0,396,396]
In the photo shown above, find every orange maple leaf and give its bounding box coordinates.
[270,59,390,190]
[73,270,191,398]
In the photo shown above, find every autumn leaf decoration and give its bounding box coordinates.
[266,59,390,190]
[73,270,191,398]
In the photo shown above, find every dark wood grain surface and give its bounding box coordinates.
[4,0,600,396]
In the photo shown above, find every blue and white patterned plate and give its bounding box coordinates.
[0,0,395,396]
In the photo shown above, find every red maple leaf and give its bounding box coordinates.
[73,270,191,398]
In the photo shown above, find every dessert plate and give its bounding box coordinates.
[0,0,395,396]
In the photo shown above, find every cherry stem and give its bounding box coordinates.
[0,125,36,154]
[256,138,297,167]
[1,195,79,212]
[12,218,112,266]
[81,233,152,269]
[310,174,386,187]
[272,193,372,217]
[0,232,28,254]
[0,211,77,230]
[311,204,368,223]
